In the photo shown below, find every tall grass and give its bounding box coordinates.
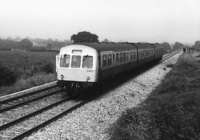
[108,52,200,140]
[0,50,58,97]
[0,50,57,74]
[0,72,56,97]
[0,59,56,97]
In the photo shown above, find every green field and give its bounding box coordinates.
[0,50,58,73]
[0,50,59,96]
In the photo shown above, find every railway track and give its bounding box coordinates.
[0,50,182,140]
[0,86,62,113]
[0,92,93,140]
[162,49,182,62]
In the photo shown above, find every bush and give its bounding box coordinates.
[0,72,56,96]
[0,65,18,86]
[40,62,54,74]
[32,62,55,74]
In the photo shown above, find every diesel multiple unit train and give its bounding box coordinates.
[56,42,163,95]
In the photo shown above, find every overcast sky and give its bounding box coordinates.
[0,0,200,44]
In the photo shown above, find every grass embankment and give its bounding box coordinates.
[0,50,58,96]
[109,51,200,140]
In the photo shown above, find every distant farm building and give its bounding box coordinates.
[183,47,193,53]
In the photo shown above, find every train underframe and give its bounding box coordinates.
[57,80,95,96]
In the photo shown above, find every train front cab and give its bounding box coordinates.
[56,45,99,93]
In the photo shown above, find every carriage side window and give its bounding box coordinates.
[151,50,154,55]
[103,55,107,67]
[71,55,81,68]
[125,52,128,61]
[147,50,149,56]
[130,52,133,60]
[140,51,142,58]
[124,52,126,61]
[127,52,129,60]
[156,49,158,54]
[60,54,70,67]
[108,54,112,66]
[120,53,123,62]
[113,54,115,64]
[116,53,119,63]
[133,52,136,60]
[82,55,93,69]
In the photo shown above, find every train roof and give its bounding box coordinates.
[154,43,163,48]
[66,42,157,52]
[135,43,155,49]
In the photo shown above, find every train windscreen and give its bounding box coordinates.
[60,54,70,67]
[82,55,93,69]
[71,55,81,68]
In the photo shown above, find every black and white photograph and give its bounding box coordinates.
[0,0,200,139]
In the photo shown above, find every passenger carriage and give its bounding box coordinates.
[56,42,163,95]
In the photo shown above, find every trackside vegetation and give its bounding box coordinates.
[108,51,200,140]
[0,50,57,97]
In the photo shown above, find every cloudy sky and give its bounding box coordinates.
[0,0,200,44]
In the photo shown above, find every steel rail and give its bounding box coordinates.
[162,50,182,62]
[11,100,90,140]
[0,89,62,113]
[0,95,70,131]
[0,85,57,104]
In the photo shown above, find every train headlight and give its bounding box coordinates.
[86,76,90,81]
[61,74,64,80]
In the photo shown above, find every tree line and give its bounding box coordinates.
[1,31,199,51]
[0,38,71,50]
[0,38,33,50]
